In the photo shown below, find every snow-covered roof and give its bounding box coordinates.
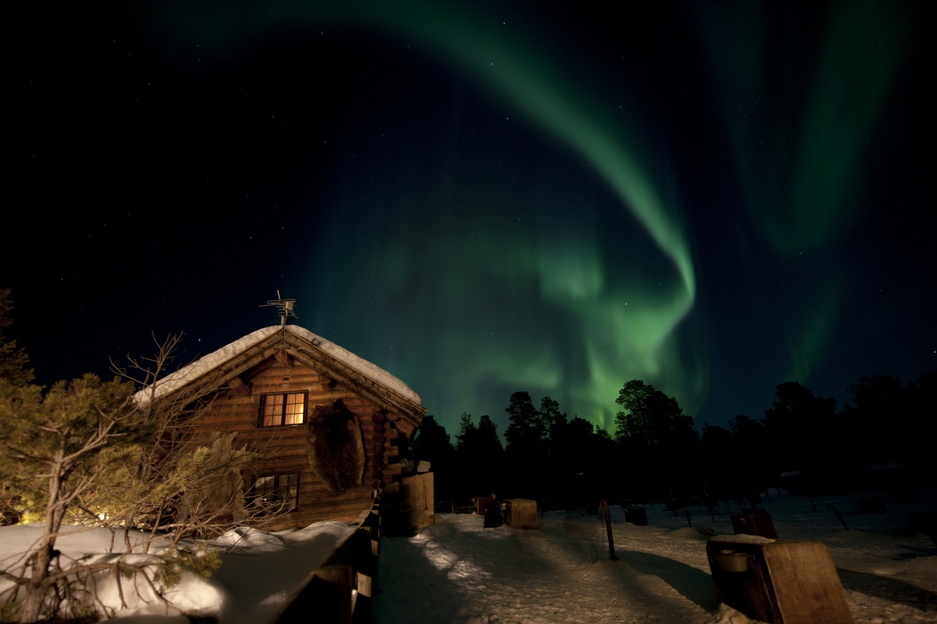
[134,325,422,406]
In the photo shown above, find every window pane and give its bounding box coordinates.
[253,473,299,514]
[281,473,299,511]
[262,394,284,427]
[254,475,276,503]
[284,393,305,425]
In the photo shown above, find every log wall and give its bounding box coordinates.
[185,358,416,529]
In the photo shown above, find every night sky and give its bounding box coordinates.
[7,1,934,436]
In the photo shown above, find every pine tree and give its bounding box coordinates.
[0,289,34,386]
[503,391,547,498]
[0,374,140,622]
[0,333,264,622]
[614,379,699,503]
[411,415,455,501]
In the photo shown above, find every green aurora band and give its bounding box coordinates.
[171,1,906,432]
[699,1,907,385]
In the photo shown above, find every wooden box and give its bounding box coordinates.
[707,535,854,623]
[731,509,778,539]
[475,496,493,516]
[505,499,538,530]
[401,472,434,531]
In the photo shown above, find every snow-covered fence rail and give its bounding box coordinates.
[269,495,382,624]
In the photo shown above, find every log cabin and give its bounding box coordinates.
[133,322,430,533]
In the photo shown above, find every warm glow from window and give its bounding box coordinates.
[285,393,305,424]
[260,392,307,426]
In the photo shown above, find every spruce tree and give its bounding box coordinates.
[0,289,34,386]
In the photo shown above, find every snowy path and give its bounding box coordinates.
[373,496,937,624]
[373,512,722,624]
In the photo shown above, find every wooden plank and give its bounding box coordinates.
[763,541,853,623]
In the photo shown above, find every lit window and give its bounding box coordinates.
[260,392,306,426]
[252,473,299,513]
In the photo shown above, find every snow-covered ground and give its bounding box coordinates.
[375,490,937,623]
[1,489,935,623]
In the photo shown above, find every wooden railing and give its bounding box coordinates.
[270,494,382,624]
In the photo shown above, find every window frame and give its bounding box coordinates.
[251,472,300,514]
[259,391,308,427]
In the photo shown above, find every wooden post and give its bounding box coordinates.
[270,527,374,624]
[311,565,354,623]
[599,500,619,561]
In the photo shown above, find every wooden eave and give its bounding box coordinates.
[277,330,426,427]
[149,328,426,428]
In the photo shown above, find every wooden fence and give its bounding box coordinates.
[269,494,382,624]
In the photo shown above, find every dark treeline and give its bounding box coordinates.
[3,289,933,513]
[409,373,937,512]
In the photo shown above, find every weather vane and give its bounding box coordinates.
[261,290,298,326]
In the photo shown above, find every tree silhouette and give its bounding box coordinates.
[614,380,699,503]
[452,413,504,501]
[557,415,617,509]
[763,381,837,477]
[410,415,455,503]
[728,415,773,493]
[0,289,34,386]
[539,396,568,504]
[475,415,505,496]
[699,423,735,502]
[539,396,566,438]
[503,391,547,498]
[904,370,937,462]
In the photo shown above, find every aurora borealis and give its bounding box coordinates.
[7,1,933,436]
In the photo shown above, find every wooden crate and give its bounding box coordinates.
[505,499,538,530]
[401,472,435,531]
[707,535,854,623]
[731,509,778,539]
[475,496,493,516]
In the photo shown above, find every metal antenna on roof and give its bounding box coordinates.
[261,290,298,326]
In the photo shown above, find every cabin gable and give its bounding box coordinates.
[140,325,427,531]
